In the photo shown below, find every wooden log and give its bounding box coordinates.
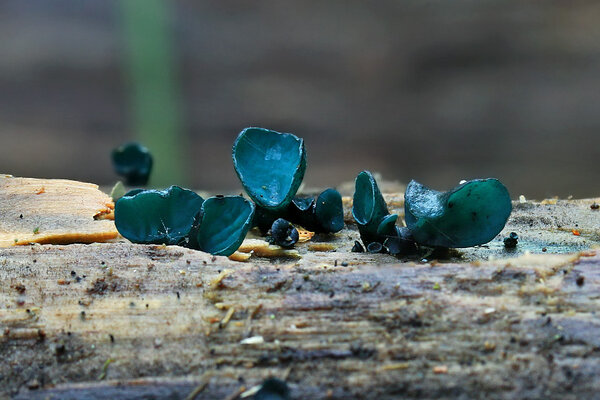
[2,195,600,399]
[0,176,117,247]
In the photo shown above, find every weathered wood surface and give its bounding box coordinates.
[1,198,600,399]
[0,176,117,247]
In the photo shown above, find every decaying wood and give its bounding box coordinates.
[1,192,600,399]
[0,176,117,247]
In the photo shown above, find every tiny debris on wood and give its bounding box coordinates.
[433,365,449,374]
[308,243,336,252]
[210,269,232,289]
[229,251,252,262]
[219,307,236,329]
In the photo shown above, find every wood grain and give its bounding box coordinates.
[1,195,600,399]
[0,176,116,247]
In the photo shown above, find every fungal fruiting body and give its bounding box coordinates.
[404,179,512,248]
[114,186,204,245]
[233,127,344,235]
[115,187,254,256]
[352,171,396,245]
[111,142,153,186]
[190,195,255,256]
[232,127,306,212]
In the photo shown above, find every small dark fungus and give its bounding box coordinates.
[367,242,385,254]
[352,171,396,245]
[232,127,306,211]
[384,227,418,256]
[504,232,519,249]
[254,377,290,400]
[111,142,153,186]
[314,188,344,233]
[404,179,512,248]
[269,218,299,248]
[351,240,365,253]
[114,186,204,245]
[191,195,255,256]
[591,202,599,210]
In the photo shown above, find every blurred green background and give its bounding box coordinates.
[0,0,598,198]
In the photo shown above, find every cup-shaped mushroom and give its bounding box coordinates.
[314,188,344,233]
[111,142,153,186]
[255,378,290,400]
[404,179,512,248]
[232,127,306,211]
[193,196,255,256]
[377,214,399,237]
[114,186,204,245]
[352,171,391,244]
[289,189,344,233]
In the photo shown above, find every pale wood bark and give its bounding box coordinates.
[2,196,599,399]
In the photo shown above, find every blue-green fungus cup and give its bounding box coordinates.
[313,188,344,233]
[289,188,344,234]
[352,171,394,244]
[192,196,255,256]
[111,142,153,186]
[114,186,204,245]
[232,127,306,212]
[404,178,512,248]
[255,378,290,400]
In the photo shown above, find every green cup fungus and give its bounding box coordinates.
[288,188,344,233]
[367,241,385,254]
[404,179,512,248]
[376,214,399,236]
[233,127,344,236]
[352,171,418,255]
[115,188,255,256]
[313,188,344,233]
[114,186,204,245]
[190,196,255,256]
[111,142,153,186]
[232,127,306,212]
[352,171,397,245]
[252,188,344,235]
[255,378,290,400]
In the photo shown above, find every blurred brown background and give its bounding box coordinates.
[0,0,598,198]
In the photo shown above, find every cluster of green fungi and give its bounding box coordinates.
[112,128,512,257]
[352,171,512,254]
[113,127,344,256]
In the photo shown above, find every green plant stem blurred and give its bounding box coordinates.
[119,0,187,187]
